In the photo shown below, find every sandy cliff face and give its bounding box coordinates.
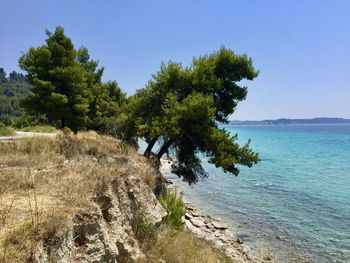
[35,175,166,263]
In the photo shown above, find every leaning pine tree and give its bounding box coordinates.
[124,47,260,183]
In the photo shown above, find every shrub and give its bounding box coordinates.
[57,128,82,158]
[133,217,159,246]
[159,189,186,229]
[0,123,15,136]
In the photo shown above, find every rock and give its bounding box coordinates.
[219,236,230,243]
[212,221,228,230]
[263,255,272,261]
[189,211,199,217]
[186,205,196,211]
[184,212,193,219]
[214,231,221,237]
[164,178,173,184]
[185,220,204,236]
[190,218,206,228]
[35,172,166,263]
[205,223,213,229]
[237,238,244,244]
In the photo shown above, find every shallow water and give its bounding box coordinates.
[160,125,350,262]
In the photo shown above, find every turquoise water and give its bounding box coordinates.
[163,125,350,262]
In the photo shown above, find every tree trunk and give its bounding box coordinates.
[144,137,159,157]
[60,118,65,129]
[156,139,175,159]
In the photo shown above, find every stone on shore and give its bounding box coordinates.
[212,221,228,230]
[189,210,199,217]
[184,212,193,219]
[190,218,206,228]
[186,205,196,211]
[237,238,244,244]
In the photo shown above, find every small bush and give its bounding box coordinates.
[0,123,15,136]
[133,217,159,246]
[159,189,186,229]
[57,128,82,158]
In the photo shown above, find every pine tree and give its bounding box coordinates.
[19,27,92,132]
[124,47,260,183]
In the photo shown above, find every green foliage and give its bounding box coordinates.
[14,27,259,184]
[133,217,159,245]
[159,189,186,229]
[125,47,260,183]
[87,81,127,135]
[0,68,32,124]
[19,27,97,132]
[0,123,15,136]
[18,27,126,134]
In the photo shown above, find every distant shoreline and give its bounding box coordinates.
[226,117,350,126]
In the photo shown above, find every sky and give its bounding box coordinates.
[1,0,349,120]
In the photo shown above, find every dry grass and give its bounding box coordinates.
[0,130,233,263]
[0,130,158,262]
[143,226,234,263]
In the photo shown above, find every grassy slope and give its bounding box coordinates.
[0,131,234,263]
[0,124,15,136]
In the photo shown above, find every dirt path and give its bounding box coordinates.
[0,131,57,141]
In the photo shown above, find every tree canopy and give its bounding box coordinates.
[18,26,125,133]
[0,68,32,125]
[123,47,260,183]
[16,26,259,184]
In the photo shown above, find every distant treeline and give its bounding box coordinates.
[0,68,32,125]
[229,118,350,125]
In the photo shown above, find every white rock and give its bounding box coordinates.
[212,221,228,230]
[190,218,206,228]
[184,212,193,219]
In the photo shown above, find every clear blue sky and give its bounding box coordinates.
[1,0,349,120]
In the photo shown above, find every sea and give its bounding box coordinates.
[156,124,350,262]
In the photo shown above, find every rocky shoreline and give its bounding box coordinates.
[160,159,269,263]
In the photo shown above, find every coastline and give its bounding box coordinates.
[160,159,268,263]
